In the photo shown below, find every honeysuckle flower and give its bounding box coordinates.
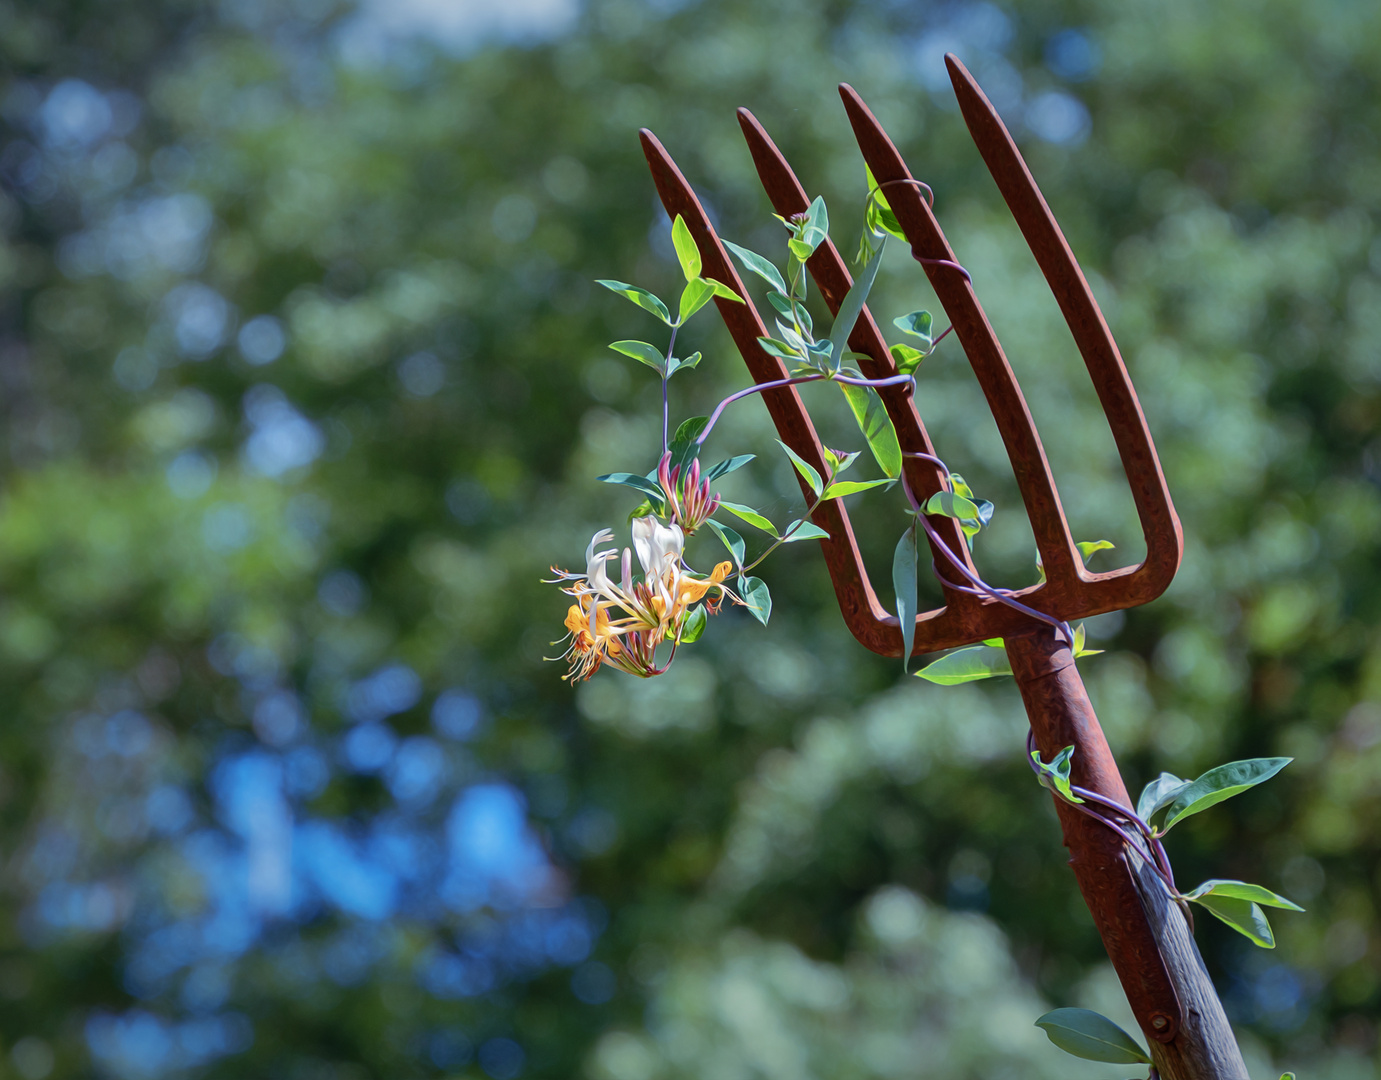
[657,452,720,535]
[548,516,739,681]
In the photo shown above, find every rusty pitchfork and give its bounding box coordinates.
[639,56,1249,1079]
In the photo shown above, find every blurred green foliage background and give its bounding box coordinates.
[0,0,1379,1076]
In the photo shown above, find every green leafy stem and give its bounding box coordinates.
[897,447,1077,650]
[1026,736,1301,949]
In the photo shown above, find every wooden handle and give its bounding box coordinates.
[1005,626,1248,1079]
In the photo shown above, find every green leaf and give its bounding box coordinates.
[705,278,742,302]
[608,339,667,373]
[890,343,926,376]
[757,336,803,361]
[805,194,828,235]
[781,519,830,543]
[785,195,829,260]
[893,524,917,670]
[668,416,709,475]
[828,243,884,371]
[666,351,702,378]
[823,477,894,499]
[916,644,1012,685]
[1072,622,1102,658]
[723,240,787,295]
[923,490,982,528]
[627,499,655,523]
[1076,539,1115,563]
[741,576,772,625]
[932,476,993,547]
[679,604,707,643]
[775,320,811,355]
[865,166,905,237]
[704,519,745,568]
[1191,893,1276,948]
[837,382,902,479]
[1182,879,1304,911]
[678,277,715,323]
[671,214,701,281]
[1033,1008,1150,1065]
[893,309,933,348]
[596,280,671,324]
[765,291,813,337]
[776,440,823,498]
[705,455,754,481]
[671,415,708,445]
[1031,744,1085,805]
[717,501,779,537]
[1161,757,1293,833]
[1136,772,1189,823]
[597,472,666,504]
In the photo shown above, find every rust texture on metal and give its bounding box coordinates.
[634,51,1236,1067]
[1006,626,1183,1043]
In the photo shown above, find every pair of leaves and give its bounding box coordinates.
[1135,757,1293,835]
[1181,879,1303,949]
[717,500,829,544]
[670,214,744,319]
[1031,745,1084,805]
[1034,1008,1149,1066]
[1036,538,1115,584]
[921,474,994,548]
[780,195,829,262]
[889,309,934,375]
[915,624,1099,685]
[608,339,702,379]
[598,447,753,508]
[777,440,892,502]
[599,276,736,327]
[599,217,741,330]
[701,521,771,627]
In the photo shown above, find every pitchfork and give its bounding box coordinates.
[639,57,1248,1079]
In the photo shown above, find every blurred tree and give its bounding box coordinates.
[0,0,1378,1077]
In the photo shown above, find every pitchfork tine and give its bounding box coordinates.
[944,55,1183,601]
[637,128,899,646]
[733,107,978,594]
[837,83,1084,592]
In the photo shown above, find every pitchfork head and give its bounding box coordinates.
[639,55,1182,659]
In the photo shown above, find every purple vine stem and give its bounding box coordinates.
[900,450,1075,647]
[1024,730,1179,896]
[695,371,914,448]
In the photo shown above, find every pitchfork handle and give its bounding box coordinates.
[1005,626,1249,1080]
